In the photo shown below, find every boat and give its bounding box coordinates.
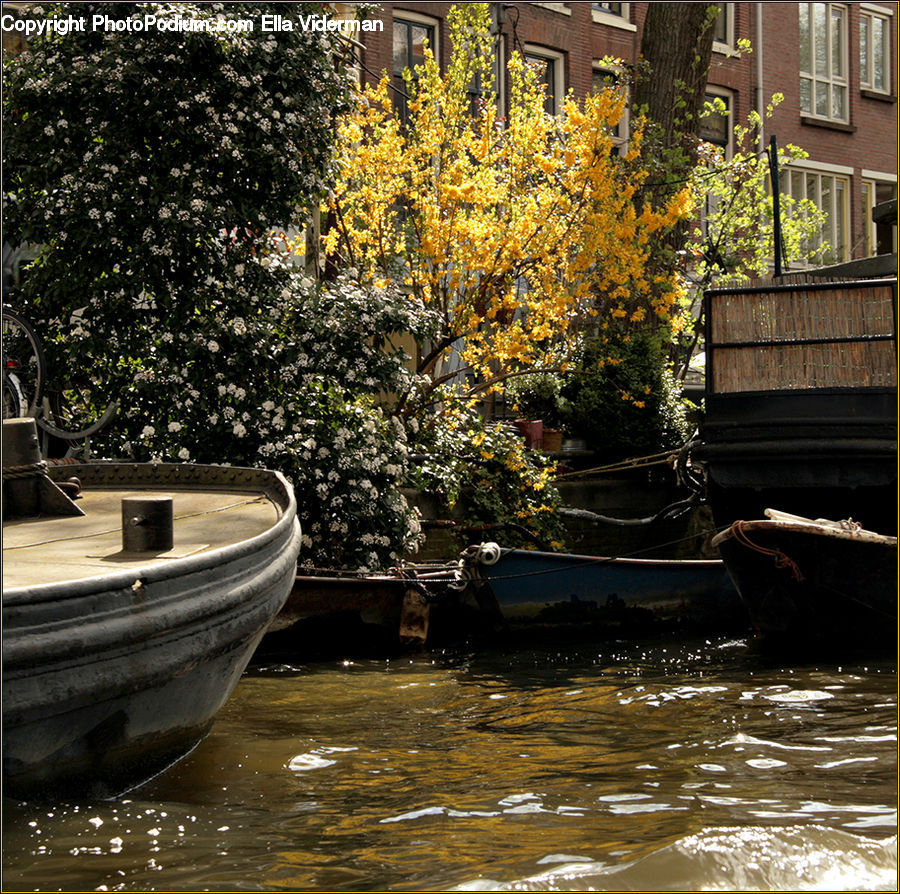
[262,563,471,657]
[691,276,897,534]
[459,542,745,634]
[711,510,898,650]
[2,419,302,799]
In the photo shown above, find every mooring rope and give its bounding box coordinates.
[730,520,804,581]
[2,460,48,480]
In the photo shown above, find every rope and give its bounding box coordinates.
[555,450,676,480]
[466,528,720,584]
[2,460,47,481]
[730,520,804,581]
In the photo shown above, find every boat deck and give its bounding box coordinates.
[3,488,281,589]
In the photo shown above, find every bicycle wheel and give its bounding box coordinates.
[1,306,46,418]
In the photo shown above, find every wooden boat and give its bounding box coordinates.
[691,277,897,535]
[262,563,469,656]
[2,444,301,799]
[711,510,898,650]
[460,542,745,633]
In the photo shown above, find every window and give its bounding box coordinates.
[392,14,438,123]
[783,165,850,264]
[699,90,732,155]
[523,46,565,116]
[466,39,505,117]
[592,66,629,155]
[860,7,891,94]
[712,3,734,51]
[861,176,897,257]
[799,3,848,122]
[591,3,635,31]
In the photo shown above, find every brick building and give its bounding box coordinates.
[356,1,898,268]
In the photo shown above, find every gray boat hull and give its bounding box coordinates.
[3,463,302,799]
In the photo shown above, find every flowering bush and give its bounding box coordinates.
[1,2,432,568]
[407,395,566,550]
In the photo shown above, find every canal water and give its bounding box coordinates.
[2,635,896,892]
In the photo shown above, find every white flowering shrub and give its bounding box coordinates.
[2,2,430,568]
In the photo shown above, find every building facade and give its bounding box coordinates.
[356,1,898,268]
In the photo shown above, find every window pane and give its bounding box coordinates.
[860,17,870,86]
[874,18,886,91]
[713,3,728,43]
[410,24,431,68]
[815,81,828,116]
[393,22,408,74]
[799,4,811,72]
[830,7,843,77]
[834,179,845,260]
[831,84,845,120]
[814,3,827,76]
[800,77,812,113]
[862,182,872,256]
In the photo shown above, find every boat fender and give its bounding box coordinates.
[475,542,501,566]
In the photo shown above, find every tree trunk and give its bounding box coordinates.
[634,3,719,159]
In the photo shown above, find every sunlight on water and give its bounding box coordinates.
[2,637,896,892]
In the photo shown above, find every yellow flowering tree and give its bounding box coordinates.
[325,2,692,404]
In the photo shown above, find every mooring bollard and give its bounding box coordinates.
[122,497,174,552]
[2,417,85,519]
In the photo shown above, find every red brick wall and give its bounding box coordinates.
[360,1,897,261]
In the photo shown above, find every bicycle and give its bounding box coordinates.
[2,304,47,419]
[2,303,117,457]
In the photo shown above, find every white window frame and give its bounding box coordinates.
[591,3,637,33]
[523,44,566,116]
[591,63,630,155]
[392,10,441,66]
[798,2,849,123]
[861,170,898,257]
[859,4,892,95]
[782,160,852,265]
[532,3,572,16]
[712,2,735,54]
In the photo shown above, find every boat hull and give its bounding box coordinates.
[466,548,745,633]
[2,463,302,799]
[712,518,898,650]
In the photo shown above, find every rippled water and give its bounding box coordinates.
[3,636,896,892]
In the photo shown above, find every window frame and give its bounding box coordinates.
[861,170,898,257]
[522,44,566,116]
[391,11,440,122]
[590,3,637,33]
[712,3,735,54]
[798,2,850,124]
[781,160,852,266]
[859,5,892,95]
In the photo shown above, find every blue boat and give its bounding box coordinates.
[460,543,745,633]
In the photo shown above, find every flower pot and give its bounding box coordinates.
[542,428,563,453]
[514,419,543,449]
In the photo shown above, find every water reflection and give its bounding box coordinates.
[2,636,896,892]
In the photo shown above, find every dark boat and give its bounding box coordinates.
[460,542,745,634]
[2,449,301,799]
[692,277,897,534]
[711,510,897,649]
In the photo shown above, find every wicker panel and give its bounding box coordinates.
[712,341,898,393]
[710,285,895,344]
